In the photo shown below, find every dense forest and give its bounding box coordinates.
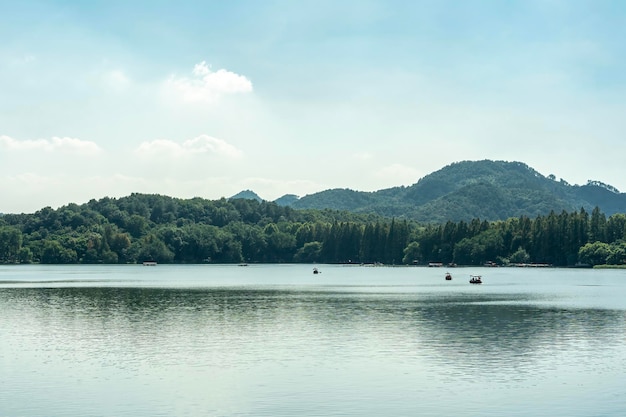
[0,193,625,267]
[286,160,626,222]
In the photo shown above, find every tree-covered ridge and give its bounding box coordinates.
[0,193,625,267]
[289,160,626,222]
[0,193,383,265]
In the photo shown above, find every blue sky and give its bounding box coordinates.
[1,0,625,213]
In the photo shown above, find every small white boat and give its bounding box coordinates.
[469,275,482,284]
[142,260,157,266]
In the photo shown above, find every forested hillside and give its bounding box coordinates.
[1,193,625,267]
[287,160,626,222]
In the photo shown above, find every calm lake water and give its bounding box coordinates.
[1,264,625,417]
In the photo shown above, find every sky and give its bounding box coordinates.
[1,0,626,213]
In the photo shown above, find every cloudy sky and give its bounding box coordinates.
[1,0,625,213]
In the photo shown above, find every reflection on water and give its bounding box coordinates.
[1,266,626,416]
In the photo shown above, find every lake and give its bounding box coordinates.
[1,264,625,416]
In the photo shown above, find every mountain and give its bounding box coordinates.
[286,160,626,222]
[230,190,263,202]
[274,194,300,206]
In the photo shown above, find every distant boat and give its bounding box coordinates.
[142,260,157,266]
[313,267,320,274]
[469,275,482,284]
[445,272,452,281]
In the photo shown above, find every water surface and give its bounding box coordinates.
[1,265,625,416]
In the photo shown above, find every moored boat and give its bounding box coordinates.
[445,272,452,280]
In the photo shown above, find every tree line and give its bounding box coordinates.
[0,193,625,267]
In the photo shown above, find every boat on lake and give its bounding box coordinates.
[142,260,157,266]
[469,275,482,284]
[445,272,452,280]
[313,267,320,274]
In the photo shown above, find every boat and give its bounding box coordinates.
[142,260,157,266]
[445,272,452,281]
[313,267,320,274]
[469,275,482,284]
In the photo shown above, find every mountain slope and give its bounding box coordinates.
[230,190,263,202]
[274,194,300,206]
[290,160,626,222]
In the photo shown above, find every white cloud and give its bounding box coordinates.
[163,61,253,103]
[0,135,102,154]
[134,134,243,158]
[193,61,211,76]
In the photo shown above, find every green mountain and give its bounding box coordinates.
[230,189,263,202]
[274,194,300,206]
[288,160,626,222]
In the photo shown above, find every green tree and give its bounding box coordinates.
[213,230,243,263]
[386,219,409,264]
[126,214,149,238]
[0,226,22,263]
[294,241,322,263]
[137,234,174,263]
[264,223,296,262]
[109,232,132,263]
[589,207,607,243]
[606,214,626,242]
[606,241,626,265]
[402,241,421,264]
[41,240,77,264]
[578,241,611,266]
[509,246,530,264]
[18,247,33,264]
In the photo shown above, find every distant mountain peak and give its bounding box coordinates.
[230,190,263,202]
[290,159,626,222]
[274,194,300,206]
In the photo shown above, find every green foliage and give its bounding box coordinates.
[0,226,22,263]
[578,241,626,266]
[294,241,323,263]
[509,247,530,264]
[0,194,388,265]
[41,240,77,264]
[452,228,504,265]
[402,242,421,264]
[289,160,626,222]
[1,192,626,267]
[18,247,33,264]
